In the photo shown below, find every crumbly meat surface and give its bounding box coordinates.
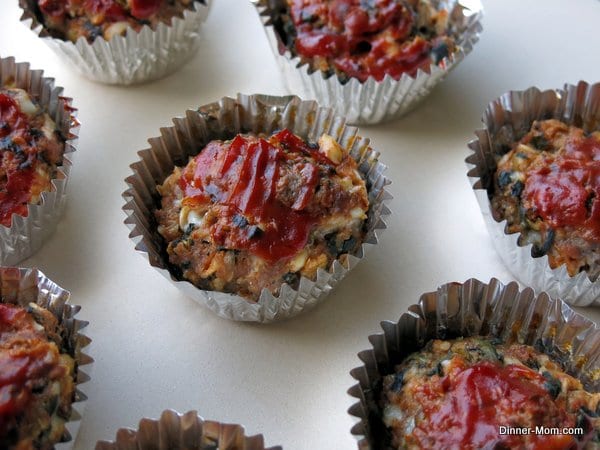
[280,0,456,82]
[382,336,600,450]
[36,0,197,42]
[0,87,65,227]
[155,129,369,301]
[491,119,600,279]
[0,302,76,450]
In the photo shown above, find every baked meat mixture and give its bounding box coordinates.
[0,87,65,228]
[155,129,369,301]
[491,119,600,280]
[0,302,76,450]
[35,0,198,42]
[382,336,600,449]
[279,0,456,82]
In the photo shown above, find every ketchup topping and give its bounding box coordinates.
[38,0,67,17]
[414,361,577,449]
[178,130,330,263]
[0,93,38,227]
[40,0,159,23]
[289,0,433,82]
[0,94,27,137]
[0,304,61,422]
[84,0,128,21]
[130,0,162,19]
[523,133,600,241]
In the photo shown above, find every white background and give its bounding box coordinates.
[1,1,600,449]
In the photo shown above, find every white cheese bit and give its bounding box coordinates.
[41,115,56,140]
[320,216,350,234]
[10,89,38,116]
[179,206,205,231]
[383,405,404,427]
[503,356,523,367]
[288,250,308,272]
[105,21,130,40]
[350,207,367,220]
[318,134,344,164]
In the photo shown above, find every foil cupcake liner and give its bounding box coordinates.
[123,93,392,322]
[466,81,600,307]
[252,0,483,125]
[19,0,211,85]
[0,266,93,450]
[348,278,600,449]
[95,409,282,450]
[0,56,78,265]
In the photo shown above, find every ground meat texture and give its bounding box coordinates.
[155,129,369,302]
[491,119,600,280]
[0,88,65,227]
[0,303,76,450]
[381,336,600,450]
[281,0,457,82]
[36,0,198,43]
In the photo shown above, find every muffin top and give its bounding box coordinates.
[0,87,64,227]
[0,302,76,449]
[382,336,600,449]
[491,119,600,280]
[281,0,456,82]
[36,0,198,42]
[155,129,369,301]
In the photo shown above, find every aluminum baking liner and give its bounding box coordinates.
[0,266,93,450]
[123,93,392,322]
[348,278,600,449]
[466,81,600,307]
[252,0,483,125]
[0,56,78,265]
[95,409,282,450]
[19,0,211,85]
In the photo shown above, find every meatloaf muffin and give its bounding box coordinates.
[279,0,456,82]
[0,87,65,228]
[491,119,600,280]
[35,0,198,42]
[155,128,369,301]
[0,302,76,450]
[382,336,600,449]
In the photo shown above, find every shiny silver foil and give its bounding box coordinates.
[0,267,93,450]
[348,278,600,449]
[0,56,78,265]
[95,409,282,450]
[252,0,483,125]
[19,0,211,85]
[123,94,392,322]
[466,81,600,307]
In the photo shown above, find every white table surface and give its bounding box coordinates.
[2,1,600,449]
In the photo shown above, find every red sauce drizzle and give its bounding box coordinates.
[130,0,162,19]
[40,0,161,21]
[523,134,600,241]
[0,94,37,227]
[83,0,128,20]
[0,94,27,136]
[289,0,432,82]
[0,304,56,421]
[38,0,67,17]
[178,130,329,263]
[415,361,577,449]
